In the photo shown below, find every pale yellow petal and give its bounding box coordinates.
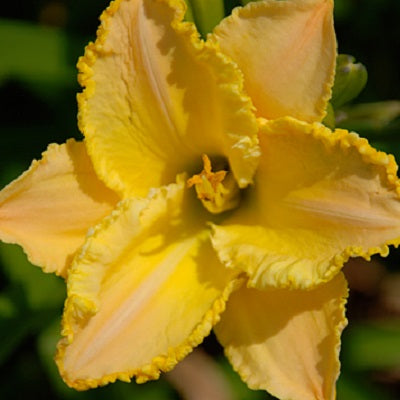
[211,117,400,289]
[0,139,118,277]
[78,0,259,198]
[215,273,348,400]
[56,177,239,389]
[212,0,336,122]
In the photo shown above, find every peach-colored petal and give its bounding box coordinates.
[56,177,239,389]
[0,139,118,277]
[212,0,336,122]
[215,273,348,400]
[211,117,400,290]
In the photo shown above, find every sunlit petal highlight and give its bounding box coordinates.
[57,177,239,389]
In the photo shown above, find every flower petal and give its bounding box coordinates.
[211,117,400,289]
[0,139,118,277]
[211,0,336,122]
[78,0,259,198]
[56,177,239,389]
[215,272,348,400]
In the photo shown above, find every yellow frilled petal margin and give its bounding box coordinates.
[211,0,336,122]
[211,117,400,290]
[215,273,348,400]
[56,176,240,390]
[78,0,259,198]
[0,139,118,277]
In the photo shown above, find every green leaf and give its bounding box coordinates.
[0,243,65,310]
[331,54,368,108]
[342,321,400,370]
[0,286,59,365]
[337,373,394,400]
[0,241,65,364]
[0,292,18,319]
[336,101,400,133]
[0,19,74,88]
[185,0,225,36]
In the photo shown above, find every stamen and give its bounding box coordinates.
[187,155,240,214]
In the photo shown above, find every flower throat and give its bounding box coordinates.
[187,154,240,214]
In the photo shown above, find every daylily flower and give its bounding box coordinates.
[1,0,400,399]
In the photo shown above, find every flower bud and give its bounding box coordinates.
[185,0,225,37]
[331,54,368,108]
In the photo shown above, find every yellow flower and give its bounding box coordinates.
[1,0,400,399]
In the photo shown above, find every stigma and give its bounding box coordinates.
[187,154,240,214]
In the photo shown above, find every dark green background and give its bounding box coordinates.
[0,1,399,399]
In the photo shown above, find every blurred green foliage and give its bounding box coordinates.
[0,1,400,399]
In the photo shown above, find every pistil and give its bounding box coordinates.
[187,154,240,214]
